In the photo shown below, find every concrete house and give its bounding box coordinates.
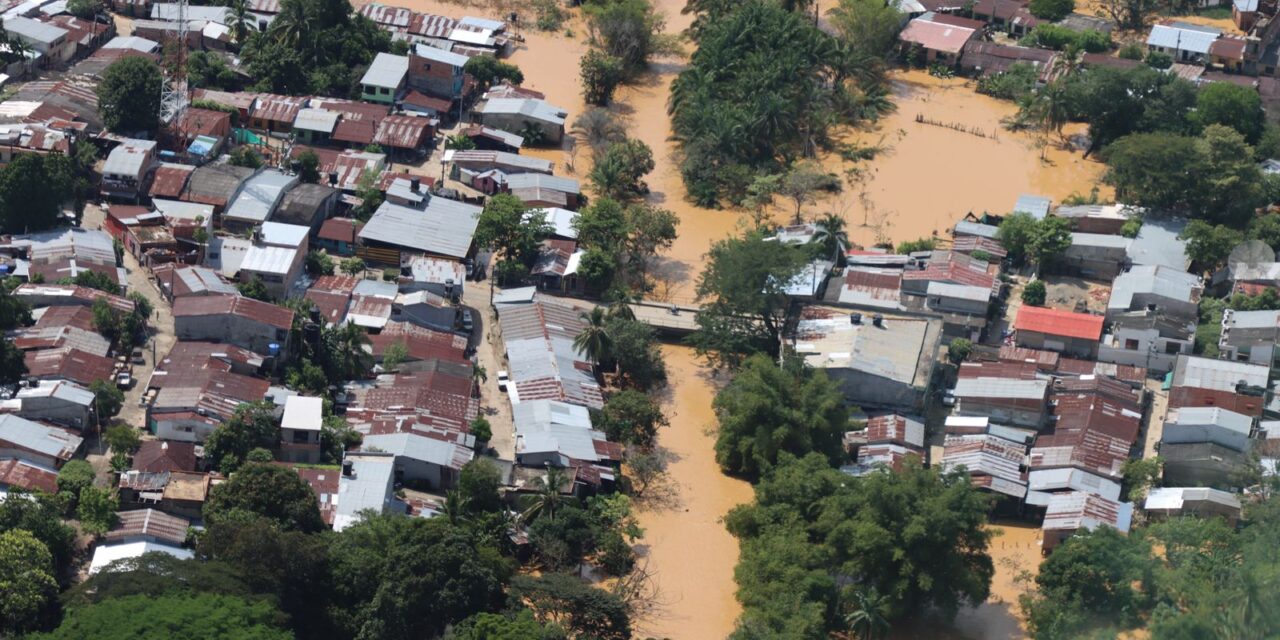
[7,379,94,431]
[334,451,406,531]
[391,290,456,332]
[173,295,294,354]
[239,244,303,299]
[1107,265,1202,322]
[280,395,322,464]
[1014,306,1105,358]
[1161,441,1250,488]
[360,52,409,105]
[1162,406,1254,453]
[101,139,158,201]
[407,44,467,102]
[4,17,73,65]
[513,399,620,472]
[794,308,940,412]
[222,169,299,231]
[1099,309,1195,373]
[1147,20,1221,63]
[476,97,567,144]
[0,414,83,469]
[358,197,482,265]
[1219,308,1280,365]
[1144,487,1241,524]
[272,183,339,232]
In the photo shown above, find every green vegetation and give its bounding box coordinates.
[1019,25,1109,52]
[1179,219,1244,269]
[239,0,391,96]
[304,250,335,276]
[237,274,272,301]
[580,49,625,106]
[0,529,58,635]
[589,138,655,200]
[464,56,524,89]
[594,389,668,448]
[75,486,119,537]
[997,212,1072,269]
[948,337,972,364]
[203,402,281,474]
[896,237,938,254]
[474,194,551,280]
[187,51,238,90]
[1028,0,1075,20]
[229,146,265,169]
[203,462,326,533]
[1022,279,1047,306]
[977,62,1040,102]
[712,355,847,479]
[0,153,86,233]
[687,229,808,368]
[98,56,163,133]
[35,593,292,639]
[671,0,896,205]
[726,454,994,636]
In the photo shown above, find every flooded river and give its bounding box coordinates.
[367,0,1096,636]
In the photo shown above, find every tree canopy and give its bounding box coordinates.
[712,355,847,479]
[203,462,325,533]
[0,529,57,635]
[203,401,280,474]
[33,593,292,640]
[726,454,994,636]
[98,56,163,133]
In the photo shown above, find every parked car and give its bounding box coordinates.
[115,372,133,390]
[460,309,474,333]
[130,349,145,365]
[497,370,509,392]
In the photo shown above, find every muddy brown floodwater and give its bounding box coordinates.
[369,0,1104,636]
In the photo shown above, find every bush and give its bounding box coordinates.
[381,268,398,282]
[896,237,937,254]
[469,417,492,444]
[1022,279,1047,306]
[1022,25,1109,53]
[1146,51,1173,69]
[948,338,972,364]
[977,62,1039,102]
[1118,43,1145,60]
[1029,0,1074,21]
[1120,217,1142,238]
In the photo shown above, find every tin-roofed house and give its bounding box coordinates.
[407,43,467,102]
[1014,306,1105,358]
[898,13,981,65]
[238,243,303,299]
[292,107,341,146]
[271,182,339,232]
[360,52,409,105]
[1041,491,1133,552]
[222,169,298,231]
[476,96,567,144]
[1061,232,1130,279]
[1162,406,1254,453]
[952,376,1051,428]
[9,379,94,430]
[0,414,84,469]
[4,17,72,65]
[357,197,481,265]
[361,431,475,490]
[1099,265,1202,372]
[280,395,322,464]
[1219,308,1280,365]
[1143,487,1241,524]
[173,295,294,354]
[1147,20,1221,64]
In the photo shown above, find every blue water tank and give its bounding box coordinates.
[0,264,9,275]
[268,343,280,356]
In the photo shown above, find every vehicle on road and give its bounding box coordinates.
[497,370,509,392]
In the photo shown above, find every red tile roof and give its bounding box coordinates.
[317,218,363,244]
[1014,306,1104,341]
[132,440,198,473]
[24,348,115,386]
[1168,386,1265,417]
[303,288,350,325]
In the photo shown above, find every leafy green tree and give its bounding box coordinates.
[66,0,98,18]
[237,275,272,301]
[726,454,994,634]
[98,56,163,132]
[305,250,335,276]
[57,460,96,500]
[475,194,550,269]
[510,573,631,640]
[573,307,613,366]
[589,138,655,201]
[896,237,937,254]
[1030,215,1073,268]
[1180,219,1244,269]
[340,256,365,275]
[713,355,847,478]
[584,0,669,79]
[997,212,1038,265]
[1022,279,1047,306]
[0,339,25,384]
[0,490,76,577]
[204,462,324,533]
[688,230,808,368]
[64,553,255,606]
[0,285,30,330]
[0,529,57,634]
[63,270,120,295]
[105,424,141,455]
[328,515,509,639]
[296,149,321,183]
[458,458,504,514]
[447,611,566,640]
[1029,0,1074,20]
[229,146,265,169]
[469,416,492,444]
[1021,527,1153,639]
[1102,132,1202,212]
[594,389,668,447]
[36,593,292,639]
[1197,124,1266,225]
[1196,81,1264,143]
[77,486,119,536]
[463,56,524,88]
[187,51,238,90]
[90,379,124,425]
[521,467,571,524]
[604,315,667,390]
[948,338,972,364]
[204,401,280,474]
[0,154,72,233]
[198,514,334,638]
[580,49,625,106]
[828,0,902,65]
[1248,214,1280,250]
[321,414,361,463]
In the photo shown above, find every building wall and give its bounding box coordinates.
[0,444,64,469]
[392,303,455,332]
[153,415,217,443]
[1163,457,1242,489]
[926,294,989,317]
[175,314,288,355]
[1162,424,1252,453]
[827,368,925,412]
[1016,330,1099,359]
[477,112,564,144]
[1060,246,1127,280]
[407,54,463,99]
[394,456,447,489]
[17,399,91,431]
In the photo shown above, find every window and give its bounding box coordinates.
[1125,339,1140,350]
[292,430,310,444]
[1165,342,1181,355]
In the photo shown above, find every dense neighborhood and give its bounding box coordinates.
[0,0,1276,636]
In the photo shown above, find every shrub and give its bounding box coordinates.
[1022,279,1047,306]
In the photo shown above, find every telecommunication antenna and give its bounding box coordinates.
[160,0,189,124]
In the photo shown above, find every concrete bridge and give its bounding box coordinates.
[628,300,701,336]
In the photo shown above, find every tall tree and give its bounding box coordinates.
[203,462,325,533]
[39,593,292,639]
[0,529,57,635]
[573,307,613,367]
[203,401,280,474]
[712,355,847,478]
[97,56,163,132]
[688,230,808,368]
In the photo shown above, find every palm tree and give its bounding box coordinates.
[605,293,637,321]
[336,323,373,380]
[812,213,850,261]
[571,108,626,160]
[844,588,890,640]
[572,307,612,367]
[442,489,469,524]
[520,466,569,523]
[519,122,547,147]
[225,0,254,45]
[268,0,309,49]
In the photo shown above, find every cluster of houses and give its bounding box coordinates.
[775,192,1280,552]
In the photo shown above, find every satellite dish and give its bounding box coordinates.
[1228,239,1274,270]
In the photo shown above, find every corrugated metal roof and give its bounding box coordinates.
[362,431,474,470]
[499,297,604,409]
[293,107,340,133]
[358,198,480,258]
[360,52,409,89]
[0,414,82,461]
[105,509,190,546]
[372,114,432,150]
[1109,265,1201,311]
[479,97,566,126]
[1027,467,1121,500]
[225,169,298,224]
[953,377,1049,400]
[1172,355,1268,392]
[1014,306,1103,341]
[173,295,294,329]
[240,245,297,276]
[103,139,155,177]
[1043,491,1132,533]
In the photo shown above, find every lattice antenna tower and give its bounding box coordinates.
[160,0,189,124]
